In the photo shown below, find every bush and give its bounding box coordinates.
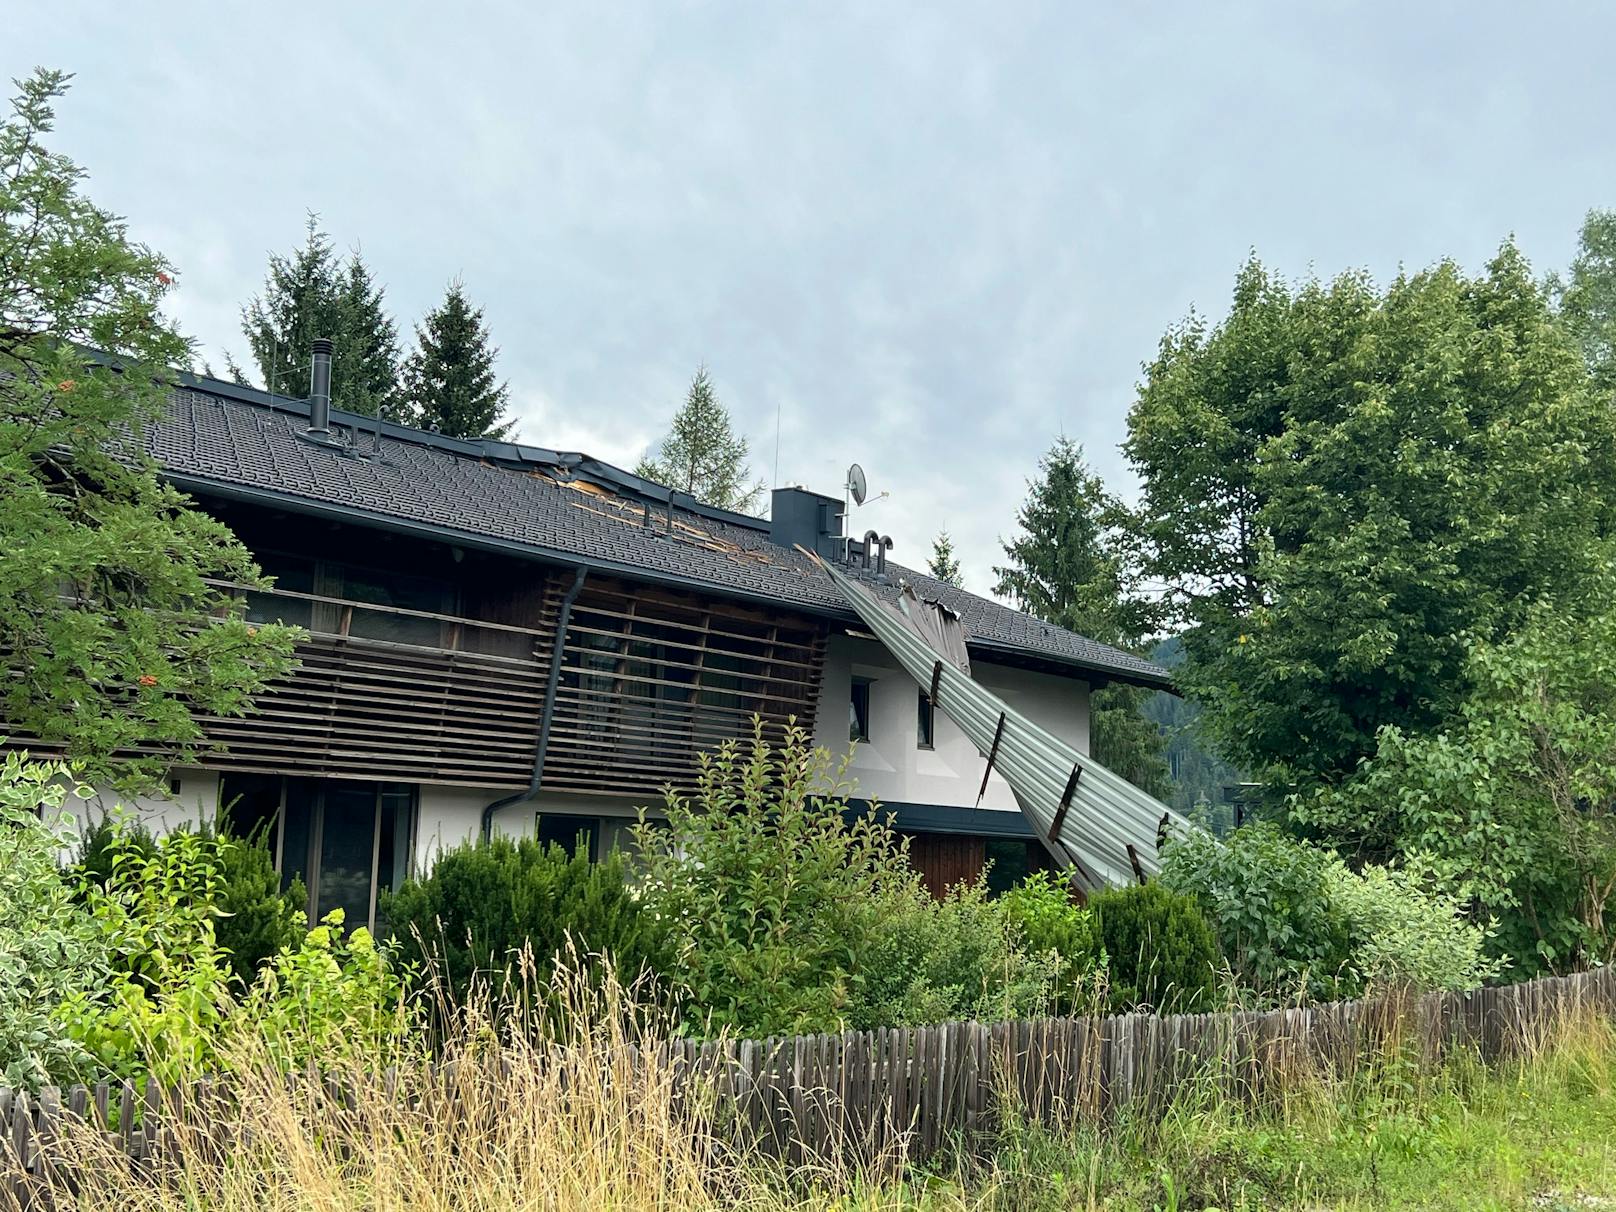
[634,720,931,1037]
[0,753,106,1086]
[384,835,669,1006]
[1326,860,1500,992]
[999,870,1105,1012]
[59,813,410,1086]
[848,875,1065,1028]
[1161,823,1353,1001]
[74,814,304,986]
[207,823,305,984]
[1089,883,1220,1013]
[1162,824,1498,1000]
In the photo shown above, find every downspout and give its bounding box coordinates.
[479,565,588,841]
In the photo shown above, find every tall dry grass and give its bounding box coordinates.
[6,964,1616,1211]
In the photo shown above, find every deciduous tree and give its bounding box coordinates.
[1125,248,1616,793]
[0,69,299,788]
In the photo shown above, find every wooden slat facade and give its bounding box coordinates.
[536,576,828,798]
[176,565,828,794]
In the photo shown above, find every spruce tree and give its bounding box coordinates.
[994,438,1168,796]
[399,279,514,439]
[335,251,403,421]
[241,215,400,417]
[636,367,764,514]
[927,530,963,586]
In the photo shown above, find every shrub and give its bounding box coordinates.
[206,823,305,984]
[1161,823,1353,1001]
[384,835,669,1006]
[1089,883,1220,1013]
[0,752,106,1086]
[1326,860,1500,992]
[633,720,928,1037]
[848,875,1064,1028]
[60,815,411,1086]
[999,870,1105,1011]
[74,814,303,985]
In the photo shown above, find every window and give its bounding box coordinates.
[535,812,599,860]
[849,677,872,743]
[220,775,416,935]
[917,689,935,749]
[984,838,1054,896]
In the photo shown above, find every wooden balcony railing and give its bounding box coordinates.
[198,581,554,788]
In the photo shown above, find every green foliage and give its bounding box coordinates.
[1162,824,1497,1001]
[75,815,303,984]
[241,213,403,418]
[0,753,106,1086]
[0,70,301,789]
[1161,823,1352,1001]
[55,812,408,1087]
[1140,635,1247,819]
[999,870,1105,1011]
[1297,556,1616,980]
[994,437,1159,648]
[926,530,963,586]
[848,875,1066,1028]
[1089,883,1220,1013]
[635,366,764,514]
[993,437,1168,796]
[633,721,927,1036]
[383,835,669,1004]
[1556,208,1616,395]
[1324,861,1499,994]
[399,278,513,439]
[237,912,406,1074]
[1125,248,1614,800]
[208,823,305,984]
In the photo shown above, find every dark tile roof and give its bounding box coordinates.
[148,379,1171,689]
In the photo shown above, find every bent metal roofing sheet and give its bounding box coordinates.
[147,376,1172,690]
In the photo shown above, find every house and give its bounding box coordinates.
[61,342,1173,930]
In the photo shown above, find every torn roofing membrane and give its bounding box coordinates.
[814,556,1194,890]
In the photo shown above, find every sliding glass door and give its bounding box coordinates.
[220,775,416,934]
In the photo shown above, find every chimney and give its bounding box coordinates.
[308,337,333,435]
[769,486,845,559]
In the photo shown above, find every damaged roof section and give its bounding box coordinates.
[148,371,1172,690]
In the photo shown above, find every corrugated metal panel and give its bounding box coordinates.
[816,557,1194,889]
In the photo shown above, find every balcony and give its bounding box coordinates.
[200,580,552,788]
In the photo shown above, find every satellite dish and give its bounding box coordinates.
[847,463,868,507]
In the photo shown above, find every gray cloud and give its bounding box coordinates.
[13,1,1616,595]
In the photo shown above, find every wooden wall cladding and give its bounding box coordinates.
[535,575,828,798]
[903,831,987,898]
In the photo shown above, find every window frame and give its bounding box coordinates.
[219,775,418,934]
[917,688,935,750]
[849,676,873,743]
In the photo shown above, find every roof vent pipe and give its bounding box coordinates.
[308,337,333,435]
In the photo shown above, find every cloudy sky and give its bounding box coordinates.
[13,3,1616,593]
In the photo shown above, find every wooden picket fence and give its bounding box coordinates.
[0,966,1612,1202]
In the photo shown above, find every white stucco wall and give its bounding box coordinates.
[67,768,223,839]
[810,633,1091,813]
[71,772,649,877]
[415,785,650,869]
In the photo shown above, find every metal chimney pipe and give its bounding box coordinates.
[308,337,333,434]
